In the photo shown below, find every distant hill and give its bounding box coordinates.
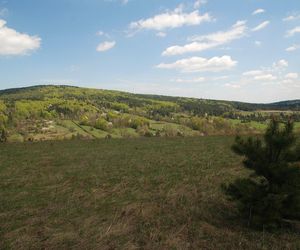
[0,85,299,112]
[0,85,299,142]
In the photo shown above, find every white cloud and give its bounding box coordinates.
[243,70,277,81]
[252,9,265,15]
[157,55,237,73]
[286,26,300,37]
[243,60,289,84]
[162,41,216,56]
[242,70,263,76]
[189,20,247,43]
[129,6,212,31]
[252,21,270,32]
[283,15,300,22]
[273,59,288,68]
[173,77,206,83]
[285,73,298,79]
[254,74,277,81]
[96,41,116,52]
[156,32,167,38]
[0,19,41,56]
[194,0,207,9]
[282,73,299,85]
[162,20,247,56]
[285,44,299,52]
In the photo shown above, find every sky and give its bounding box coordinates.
[0,0,299,103]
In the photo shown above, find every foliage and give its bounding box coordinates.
[94,118,110,131]
[0,85,299,141]
[223,118,300,228]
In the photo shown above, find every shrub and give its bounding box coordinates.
[223,118,300,229]
[94,118,110,131]
[79,115,90,126]
[129,116,149,129]
[163,125,178,137]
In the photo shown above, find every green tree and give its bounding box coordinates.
[223,118,300,228]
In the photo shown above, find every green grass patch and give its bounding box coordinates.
[0,137,299,249]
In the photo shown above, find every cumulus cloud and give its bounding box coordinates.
[162,20,247,56]
[0,19,41,56]
[96,41,116,52]
[252,21,270,32]
[286,26,300,37]
[129,5,212,32]
[156,55,237,73]
[252,9,265,15]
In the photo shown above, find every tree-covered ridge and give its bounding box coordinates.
[0,85,299,142]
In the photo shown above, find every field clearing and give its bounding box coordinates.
[0,137,299,249]
[228,119,300,131]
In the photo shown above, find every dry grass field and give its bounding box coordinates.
[0,137,299,249]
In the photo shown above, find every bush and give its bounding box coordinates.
[223,118,300,229]
[79,115,90,126]
[129,116,149,129]
[94,118,110,131]
[163,125,178,137]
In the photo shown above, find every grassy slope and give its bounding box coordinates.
[1,137,299,249]
[1,85,299,141]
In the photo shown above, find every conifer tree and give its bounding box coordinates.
[223,118,300,228]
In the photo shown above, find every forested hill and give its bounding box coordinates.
[0,85,299,142]
[0,85,299,114]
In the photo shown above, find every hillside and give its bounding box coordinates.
[0,85,299,142]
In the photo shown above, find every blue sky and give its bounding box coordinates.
[0,0,299,103]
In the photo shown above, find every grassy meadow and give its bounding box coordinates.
[1,136,299,249]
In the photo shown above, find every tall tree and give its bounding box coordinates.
[223,118,300,228]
